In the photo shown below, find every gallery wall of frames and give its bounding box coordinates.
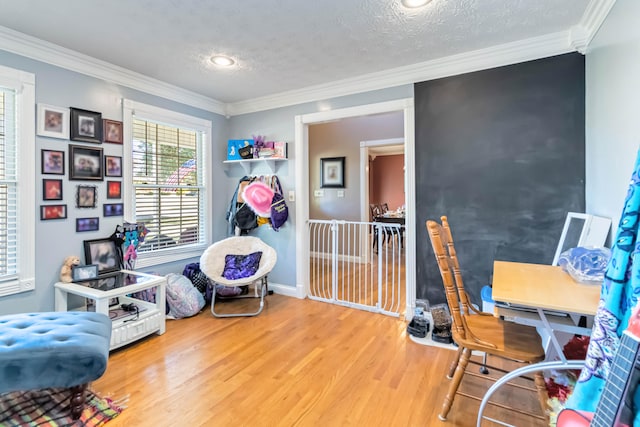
[38,104,124,232]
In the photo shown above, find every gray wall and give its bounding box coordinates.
[0,49,228,315]
[585,0,640,234]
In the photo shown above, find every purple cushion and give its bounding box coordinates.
[222,251,262,280]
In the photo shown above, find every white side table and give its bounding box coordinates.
[55,270,166,350]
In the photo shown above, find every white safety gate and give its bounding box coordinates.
[307,219,403,317]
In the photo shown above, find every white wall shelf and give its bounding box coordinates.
[223,158,288,174]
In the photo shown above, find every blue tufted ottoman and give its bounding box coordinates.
[0,311,111,419]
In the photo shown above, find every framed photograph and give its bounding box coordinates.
[103,119,123,144]
[103,202,124,217]
[70,107,102,143]
[320,156,346,188]
[41,149,65,175]
[105,155,122,177]
[69,144,103,181]
[107,181,121,199]
[40,204,67,220]
[83,238,121,274]
[43,179,63,201]
[37,104,70,139]
[76,217,100,232]
[76,185,97,208]
[71,264,99,282]
[109,297,120,307]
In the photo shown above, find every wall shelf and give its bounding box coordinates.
[223,158,287,174]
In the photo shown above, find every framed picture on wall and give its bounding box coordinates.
[320,157,345,188]
[107,181,121,199]
[40,204,67,220]
[105,155,122,177]
[43,179,63,201]
[41,149,65,175]
[103,119,123,144]
[37,104,70,139]
[76,185,97,208]
[103,203,124,217]
[76,217,100,233]
[69,144,103,181]
[70,107,102,143]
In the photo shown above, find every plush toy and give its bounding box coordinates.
[60,255,80,282]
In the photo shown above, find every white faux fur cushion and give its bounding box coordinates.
[199,236,277,286]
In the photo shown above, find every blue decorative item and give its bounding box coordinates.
[566,149,640,424]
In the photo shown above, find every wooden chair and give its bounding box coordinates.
[426,216,548,422]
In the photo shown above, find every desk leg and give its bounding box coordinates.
[537,308,567,363]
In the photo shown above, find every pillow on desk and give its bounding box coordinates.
[222,252,262,280]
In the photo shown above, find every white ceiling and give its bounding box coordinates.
[0,0,608,114]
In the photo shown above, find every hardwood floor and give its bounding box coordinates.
[93,295,547,426]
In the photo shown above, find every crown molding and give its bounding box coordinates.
[1,0,615,119]
[0,25,226,115]
[227,30,575,116]
[571,0,617,53]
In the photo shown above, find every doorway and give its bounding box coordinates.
[294,98,416,319]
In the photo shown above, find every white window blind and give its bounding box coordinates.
[131,118,206,254]
[0,89,18,279]
[0,65,35,297]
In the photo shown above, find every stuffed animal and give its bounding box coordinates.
[60,255,80,282]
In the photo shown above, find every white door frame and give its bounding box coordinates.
[295,98,416,319]
[360,137,404,224]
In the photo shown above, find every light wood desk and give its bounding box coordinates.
[477,261,601,426]
[492,260,601,360]
[492,260,600,316]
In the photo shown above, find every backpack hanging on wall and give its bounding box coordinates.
[270,176,288,231]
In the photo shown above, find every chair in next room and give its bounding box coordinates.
[426,216,548,422]
[199,236,277,317]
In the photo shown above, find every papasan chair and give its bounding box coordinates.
[200,236,277,317]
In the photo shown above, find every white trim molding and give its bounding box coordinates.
[0,26,226,115]
[0,0,616,116]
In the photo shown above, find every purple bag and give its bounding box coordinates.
[270,176,288,231]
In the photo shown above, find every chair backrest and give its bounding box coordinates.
[370,204,382,220]
[426,216,471,339]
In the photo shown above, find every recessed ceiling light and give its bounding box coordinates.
[401,0,432,8]
[210,55,235,67]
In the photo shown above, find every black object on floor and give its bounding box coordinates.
[407,316,430,338]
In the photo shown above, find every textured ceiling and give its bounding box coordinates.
[0,0,590,104]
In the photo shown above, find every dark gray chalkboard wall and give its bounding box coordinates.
[415,53,585,307]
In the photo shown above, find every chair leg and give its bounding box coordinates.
[69,383,87,420]
[447,347,463,379]
[439,347,471,421]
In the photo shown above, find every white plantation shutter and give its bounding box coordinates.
[123,100,211,266]
[0,65,35,296]
[0,89,18,278]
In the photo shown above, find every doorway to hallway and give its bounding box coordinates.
[294,98,416,319]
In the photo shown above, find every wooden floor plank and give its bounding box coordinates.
[93,295,547,426]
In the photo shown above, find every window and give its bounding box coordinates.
[123,100,211,268]
[0,65,35,296]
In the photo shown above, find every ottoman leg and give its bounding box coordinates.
[69,383,87,420]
